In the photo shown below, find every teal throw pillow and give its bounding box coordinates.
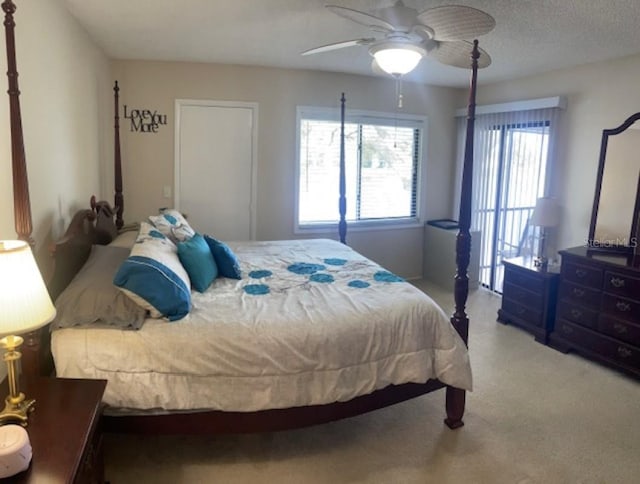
[204,235,242,279]
[178,233,218,292]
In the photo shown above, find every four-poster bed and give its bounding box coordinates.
[5,0,482,435]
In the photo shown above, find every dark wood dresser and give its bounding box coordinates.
[497,256,560,343]
[549,246,640,379]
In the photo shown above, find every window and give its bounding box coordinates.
[297,107,425,230]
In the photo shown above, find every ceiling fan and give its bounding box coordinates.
[302,1,495,76]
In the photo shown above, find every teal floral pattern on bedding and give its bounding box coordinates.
[249,270,273,279]
[287,262,326,275]
[374,271,404,283]
[348,280,370,288]
[324,258,347,266]
[243,284,270,295]
[241,254,404,296]
[309,273,334,283]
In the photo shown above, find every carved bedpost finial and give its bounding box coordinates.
[3,0,34,246]
[1,0,16,16]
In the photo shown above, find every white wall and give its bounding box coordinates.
[458,52,640,255]
[112,60,461,278]
[0,1,112,265]
[0,2,111,381]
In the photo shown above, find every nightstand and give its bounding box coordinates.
[4,377,106,483]
[497,256,560,343]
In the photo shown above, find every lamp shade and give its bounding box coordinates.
[530,197,560,228]
[0,240,56,336]
[370,42,425,76]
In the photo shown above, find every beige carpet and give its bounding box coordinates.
[104,280,640,483]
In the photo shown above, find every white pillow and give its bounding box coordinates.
[149,209,195,243]
[113,222,191,321]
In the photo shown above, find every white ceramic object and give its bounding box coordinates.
[0,424,32,478]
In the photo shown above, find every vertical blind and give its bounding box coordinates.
[454,107,561,291]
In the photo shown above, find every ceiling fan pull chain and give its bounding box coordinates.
[396,76,403,109]
[393,77,403,148]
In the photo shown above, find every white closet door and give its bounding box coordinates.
[175,100,257,241]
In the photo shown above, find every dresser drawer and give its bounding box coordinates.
[561,261,603,289]
[599,315,640,346]
[559,281,601,310]
[502,298,543,327]
[503,282,543,310]
[603,271,640,300]
[555,319,640,369]
[556,300,598,329]
[601,293,640,322]
[504,266,544,294]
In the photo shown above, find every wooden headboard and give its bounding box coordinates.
[47,206,118,301]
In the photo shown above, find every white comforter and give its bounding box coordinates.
[52,239,472,412]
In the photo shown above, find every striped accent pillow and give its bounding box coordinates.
[114,222,191,321]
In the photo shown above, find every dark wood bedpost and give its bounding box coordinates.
[338,92,347,244]
[3,0,53,379]
[114,80,124,230]
[3,0,32,246]
[445,40,480,430]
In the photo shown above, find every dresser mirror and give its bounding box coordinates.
[588,112,640,255]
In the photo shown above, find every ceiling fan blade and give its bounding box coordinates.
[326,5,395,33]
[417,5,495,41]
[430,40,492,69]
[301,38,375,56]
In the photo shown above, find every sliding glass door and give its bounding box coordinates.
[460,107,560,292]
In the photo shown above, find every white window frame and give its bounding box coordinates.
[295,106,427,234]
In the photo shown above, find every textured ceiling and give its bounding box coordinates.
[61,0,640,87]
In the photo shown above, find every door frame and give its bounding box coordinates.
[174,99,259,240]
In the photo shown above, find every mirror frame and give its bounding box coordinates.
[588,112,640,255]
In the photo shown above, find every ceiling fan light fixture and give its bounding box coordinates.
[369,42,427,76]
[370,42,425,76]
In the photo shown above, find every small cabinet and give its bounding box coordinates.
[497,256,560,343]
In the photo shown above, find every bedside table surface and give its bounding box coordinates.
[503,256,561,276]
[4,377,106,484]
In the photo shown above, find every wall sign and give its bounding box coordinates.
[123,105,167,133]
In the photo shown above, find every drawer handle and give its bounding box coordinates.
[561,325,573,334]
[613,323,628,334]
[575,269,587,278]
[610,277,625,288]
[615,301,631,312]
[572,288,585,298]
[570,309,583,319]
[617,346,633,358]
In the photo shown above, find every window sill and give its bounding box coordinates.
[294,220,423,235]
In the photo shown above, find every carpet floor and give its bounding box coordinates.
[104,280,640,483]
